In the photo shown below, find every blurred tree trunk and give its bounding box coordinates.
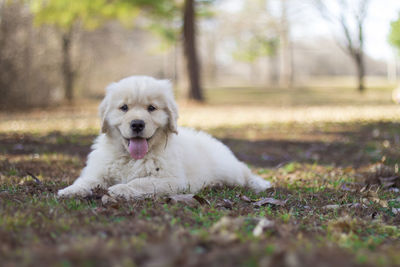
[339,1,367,93]
[61,29,75,102]
[315,0,369,93]
[355,52,365,92]
[183,0,203,102]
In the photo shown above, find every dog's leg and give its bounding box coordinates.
[246,174,271,193]
[108,177,187,199]
[57,176,107,198]
[58,149,108,198]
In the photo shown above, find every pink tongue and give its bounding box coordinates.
[128,138,148,160]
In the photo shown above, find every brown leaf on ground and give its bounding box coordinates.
[166,194,196,205]
[165,194,210,206]
[379,176,400,188]
[363,163,400,189]
[193,194,211,206]
[217,199,234,209]
[252,197,287,207]
[362,191,389,208]
[237,194,252,203]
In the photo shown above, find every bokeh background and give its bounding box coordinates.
[1,0,400,111]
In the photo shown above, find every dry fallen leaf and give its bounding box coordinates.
[166,194,196,205]
[166,194,210,206]
[363,164,400,190]
[193,195,211,206]
[363,191,389,208]
[379,176,400,189]
[378,200,388,208]
[360,185,368,193]
[362,197,388,208]
[217,199,234,209]
[252,197,287,207]
[237,194,252,203]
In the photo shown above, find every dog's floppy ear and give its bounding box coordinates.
[99,96,110,134]
[161,80,179,134]
[99,83,117,134]
[166,97,178,134]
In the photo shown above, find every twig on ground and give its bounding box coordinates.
[26,172,42,185]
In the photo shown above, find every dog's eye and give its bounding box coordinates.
[119,104,128,112]
[147,105,156,112]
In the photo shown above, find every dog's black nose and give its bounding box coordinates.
[130,120,145,133]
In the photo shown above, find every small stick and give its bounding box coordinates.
[26,172,42,184]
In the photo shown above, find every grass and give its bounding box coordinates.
[1,84,400,266]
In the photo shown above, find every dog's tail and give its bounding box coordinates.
[242,164,272,193]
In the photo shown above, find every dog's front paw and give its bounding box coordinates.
[58,185,92,198]
[248,175,272,193]
[108,184,143,200]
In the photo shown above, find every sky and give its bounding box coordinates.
[364,0,400,60]
[219,0,400,61]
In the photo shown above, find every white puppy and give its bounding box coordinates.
[58,76,271,199]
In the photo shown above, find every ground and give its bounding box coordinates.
[1,84,400,267]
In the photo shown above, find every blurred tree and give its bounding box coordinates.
[389,13,400,52]
[32,0,209,102]
[31,0,179,102]
[0,0,60,109]
[314,0,370,93]
[31,0,138,102]
[183,0,202,101]
[151,0,213,101]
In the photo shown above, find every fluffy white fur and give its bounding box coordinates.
[58,76,271,199]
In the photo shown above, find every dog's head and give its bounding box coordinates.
[99,76,178,159]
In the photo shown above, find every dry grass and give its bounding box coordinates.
[1,85,399,133]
